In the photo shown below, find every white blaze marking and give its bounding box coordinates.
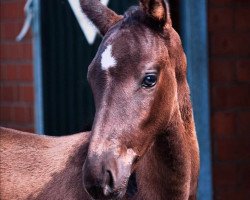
[101,45,117,70]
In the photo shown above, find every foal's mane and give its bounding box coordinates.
[121,6,170,37]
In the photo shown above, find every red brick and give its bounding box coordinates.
[237,111,250,136]
[0,106,13,122]
[0,1,24,21]
[235,7,250,32]
[5,65,18,81]
[210,0,250,6]
[235,0,250,4]
[238,163,250,188]
[211,33,250,57]
[237,33,250,56]
[211,33,237,56]
[209,0,250,198]
[12,105,32,123]
[212,85,250,110]
[0,64,33,81]
[0,42,32,61]
[208,7,234,32]
[17,64,33,81]
[236,60,250,82]
[0,64,6,80]
[29,106,34,123]
[0,123,34,133]
[23,127,35,133]
[0,21,30,41]
[212,112,236,137]
[18,85,34,102]
[0,84,18,102]
[215,187,250,200]
[209,0,233,6]
[210,59,235,83]
[213,162,238,188]
[0,0,34,132]
[216,138,250,161]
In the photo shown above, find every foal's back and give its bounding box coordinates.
[0,127,90,200]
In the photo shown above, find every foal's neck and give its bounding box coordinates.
[136,112,192,200]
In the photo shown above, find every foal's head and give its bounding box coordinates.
[81,0,186,199]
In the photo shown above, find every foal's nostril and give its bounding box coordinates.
[85,170,115,198]
[86,185,103,199]
[103,170,114,196]
[106,170,114,189]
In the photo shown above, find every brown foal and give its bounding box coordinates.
[0,0,199,199]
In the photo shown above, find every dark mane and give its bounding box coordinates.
[121,6,166,33]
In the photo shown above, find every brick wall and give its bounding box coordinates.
[208,0,250,199]
[0,0,34,132]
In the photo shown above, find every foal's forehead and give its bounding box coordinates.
[98,26,163,70]
[104,28,149,53]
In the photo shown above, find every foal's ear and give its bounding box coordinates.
[140,0,172,27]
[80,0,122,36]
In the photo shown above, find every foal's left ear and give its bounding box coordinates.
[80,0,122,36]
[140,0,172,27]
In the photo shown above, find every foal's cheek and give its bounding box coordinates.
[138,95,172,135]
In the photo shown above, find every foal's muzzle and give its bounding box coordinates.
[82,149,137,199]
[84,170,117,199]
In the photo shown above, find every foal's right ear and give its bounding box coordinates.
[80,0,122,36]
[140,0,172,27]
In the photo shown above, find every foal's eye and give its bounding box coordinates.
[142,74,157,88]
